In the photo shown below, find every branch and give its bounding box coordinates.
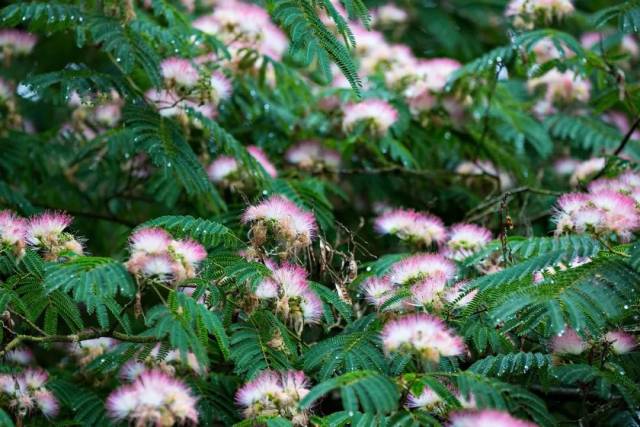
[0,329,159,357]
[613,116,640,156]
[464,186,561,222]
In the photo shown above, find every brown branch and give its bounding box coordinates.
[613,116,640,156]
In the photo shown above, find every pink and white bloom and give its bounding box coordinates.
[4,347,34,366]
[407,385,442,410]
[161,57,200,89]
[381,313,465,362]
[409,273,449,308]
[569,158,605,186]
[506,0,574,29]
[236,370,311,424]
[0,30,37,56]
[550,327,587,355]
[285,141,341,170]
[0,210,27,255]
[445,224,492,261]
[0,368,59,419]
[209,71,232,103]
[342,99,398,136]
[26,212,83,259]
[106,370,198,426]
[242,195,317,249]
[361,276,397,309]
[528,69,590,105]
[247,146,278,178]
[69,338,117,366]
[374,209,446,247]
[443,281,478,308]
[604,331,637,355]
[130,228,172,255]
[373,4,409,26]
[449,409,537,427]
[207,156,239,183]
[387,253,456,286]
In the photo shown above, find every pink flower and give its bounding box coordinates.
[604,331,637,354]
[387,253,456,286]
[146,89,185,117]
[26,212,72,247]
[69,338,117,366]
[247,146,278,178]
[569,158,605,186]
[443,281,478,308]
[207,156,239,182]
[0,368,59,419]
[170,239,207,267]
[445,223,492,261]
[242,195,317,248]
[449,409,537,427]
[236,370,311,422]
[0,210,27,253]
[0,30,37,55]
[130,228,172,255]
[550,327,587,355]
[374,209,446,247]
[528,69,590,105]
[409,273,449,308]
[342,99,398,136]
[361,276,397,309]
[506,0,574,29]
[381,313,465,361]
[160,57,200,88]
[285,141,341,170]
[4,347,34,366]
[553,158,580,176]
[106,370,198,425]
[407,385,442,409]
[373,4,409,26]
[209,71,232,103]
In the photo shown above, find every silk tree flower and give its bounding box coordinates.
[342,99,398,136]
[444,224,492,261]
[409,273,449,309]
[604,331,637,355]
[207,145,277,188]
[582,32,639,59]
[126,228,207,283]
[146,89,185,118]
[407,385,443,410]
[106,370,198,426]
[4,347,34,366]
[0,368,59,419]
[26,212,83,260]
[285,141,341,171]
[160,57,200,89]
[255,262,322,332]
[505,0,574,29]
[372,4,409,26]
[550,327,587,355]
[208,71,232,104]
[236,370,311,425]
[361,276,398,310]
[374,208,446,247]
[242,195,317,250]
[553,157,580,176]
[528,69,590,105]
[68,338,117,367]
[381,313,465,362]
[449,409,537,427]
[387,253,456,286]
[120,345,205,381]
[443,281,478,308]
[0,210,27,257]
[532,37,573,63]
[569,158,605,186]
[247,146,278,178]
[0,30,37,57]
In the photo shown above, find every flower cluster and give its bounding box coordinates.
[242,195,318,251]
[528,70,590,114]
[381,313,465,362]
[236,370,311,425]
[506,0,574,29]
[553,181,640,242]
[64,90,124,139]
[362,253,477,311]
[550,327,637,355]
[0,29,37,59]
[449,409,538,427]
[407,385,476,413]
[125,228,207,283]
[106,370,198,426]
[3,347,34,366]
[0,368,59,419]
[0,211,83,260]
[68,337,117,367]
[207,145,278,189]
[120,345,205,381]
[254,261,322,333]
[285,140,341,171]
[374,208,446,247]
[342,99,398,136]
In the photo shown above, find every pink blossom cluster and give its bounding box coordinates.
[235,370,311,425]
[568,158,605,186]
[553,177,640,242]
[0,29,37,58]
[371,4,409,27]
[381,313,465,362]
[285,140,341,171]
[528,70,590,114]
[362,253,478,311]
[407,385,476,412]
[342,99,399,136]
[255,261,322,333]
[242,195,318,250]
[125,227,207,283]
[550,327,637,355]
[63,90,125,139]
[449,409,538,427]
[120,344,205,381]
[207,145,278,189]
[0,368,59,419]
[0,210,83,260]
[106,370,198,426]
[68,337,118,367]
[3,347,35,366]
[505,0,574,29]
